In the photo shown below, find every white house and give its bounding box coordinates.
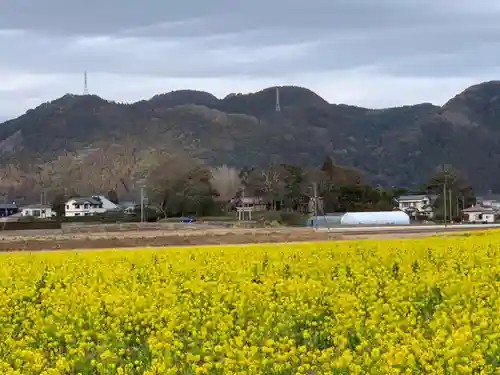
[64,196,118,217]
[20,204,55,218]
[396,194,436,219]
[462,205,497,223]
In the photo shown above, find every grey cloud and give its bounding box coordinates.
[1,0,495,37]
[1,0,500,117]
[2,16,500,80]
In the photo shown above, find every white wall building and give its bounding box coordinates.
[396,194,436,219]
[65,196,117,217]
[462,205,497,223]
[20,204,55,218]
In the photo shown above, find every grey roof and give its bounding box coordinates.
[462,205,497,213]
[21,204,51,209]
[397,194,430,201]
[71,197,102,205]
[0,203,17,209]
[477,194,500,202]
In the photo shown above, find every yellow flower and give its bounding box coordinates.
[0,232,499,373]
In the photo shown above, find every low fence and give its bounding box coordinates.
[0,219,257,234]
[61,220,257,234]
[60,222,180,234]
[0,221,62,231]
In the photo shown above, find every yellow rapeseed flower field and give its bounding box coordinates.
[0,231,499,374]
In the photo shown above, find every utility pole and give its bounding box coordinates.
[449,188,453,224]
[241,188,245,221]
[140,186,144,223]
[443,178,447,227]
[313,182,318,229]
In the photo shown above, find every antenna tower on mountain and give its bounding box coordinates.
[275,87,280,112]
[83,71,89,95]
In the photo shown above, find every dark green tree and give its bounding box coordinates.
[51,193,67,217]
[107,189,119,204]
[423,165,475,220]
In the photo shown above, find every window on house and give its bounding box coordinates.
[75,213,80,216]
[33,210,40,217]
[66,205,69,209]
[74,204,80,209]
[84,204,89,209]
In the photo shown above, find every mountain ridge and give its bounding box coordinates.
[1,81,500,200]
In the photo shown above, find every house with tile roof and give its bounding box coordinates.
[395,194,438,219]
[64,196,118,217]
[462,204,497,223]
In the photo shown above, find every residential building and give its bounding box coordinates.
[64,196,118,217]
[86,195,119,211]
[0,203,18,217]
[231,196,268,211]
[396,194,437,219]
[118,200,138,214]
[476,194,500,209]
[462,205,497,223]
[20,204,55,219]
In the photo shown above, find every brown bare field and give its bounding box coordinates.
[0,226,463,252]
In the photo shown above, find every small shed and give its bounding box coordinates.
[340,211,410,225]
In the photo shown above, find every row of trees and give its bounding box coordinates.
[142,153,411,218]
[0,142,477,220]
[421,165,476,221]
[143,157,477,220]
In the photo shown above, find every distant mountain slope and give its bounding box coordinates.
[2,82,500,195]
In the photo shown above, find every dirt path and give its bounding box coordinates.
[0,227,452,252]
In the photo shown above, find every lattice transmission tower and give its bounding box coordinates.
[275,87,280,112]
[83,71,89,95]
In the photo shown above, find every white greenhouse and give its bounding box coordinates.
[340,211,410,225]
[307,211,410,227]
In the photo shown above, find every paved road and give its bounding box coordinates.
[315,223,500,233]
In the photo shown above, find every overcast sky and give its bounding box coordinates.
[1,0,500,119]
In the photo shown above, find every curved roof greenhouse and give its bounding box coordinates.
[340,211,410,225]
[307,211,410,227]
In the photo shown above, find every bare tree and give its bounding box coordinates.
[255,164,285,210]
[146,151,200,218]
[209,165,241,212]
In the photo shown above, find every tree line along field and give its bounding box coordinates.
[0,232,499,374]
